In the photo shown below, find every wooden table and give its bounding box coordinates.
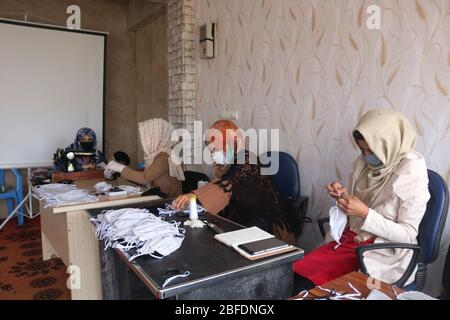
[52,169,105,183]
[291,272,405,300]
[39,178,162,300]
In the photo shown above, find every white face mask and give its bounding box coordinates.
[212,151,226,165]
[44,189,98,207]
[211,142,235,165]
[329,206,348,245]
[95,182,112,192]
[148,235,184,257]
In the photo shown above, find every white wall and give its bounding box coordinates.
[0,21,105,168]
[196,0,450,296]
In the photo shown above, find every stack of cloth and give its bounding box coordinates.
[33,183,98,208]
[90,208,185,261]
[94,182,143,195]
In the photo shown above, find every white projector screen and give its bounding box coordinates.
[0,19,106,169]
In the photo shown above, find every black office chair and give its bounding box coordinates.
[261,151,311,238]
[439,244,450,299]
[182,171,210,194]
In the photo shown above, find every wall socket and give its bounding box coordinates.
[220,110,239,121]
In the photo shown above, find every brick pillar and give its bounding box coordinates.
[168,0,196,134]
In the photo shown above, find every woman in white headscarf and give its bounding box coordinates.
[293,109,430,291]
[104,119,185,198]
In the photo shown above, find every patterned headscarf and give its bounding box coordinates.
[73,127,97,151]
[138,119,185,181]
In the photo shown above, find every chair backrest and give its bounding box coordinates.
[0,169,22,192]
[261,151,300,199]
[417,170,449,264]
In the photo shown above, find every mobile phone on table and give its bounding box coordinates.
[238,237,289,255]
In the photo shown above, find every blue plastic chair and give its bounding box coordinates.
[356,170,449,290]
[261,151,310,237]
[0,169,24,225]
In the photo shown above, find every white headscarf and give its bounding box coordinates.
[138,119,185,181]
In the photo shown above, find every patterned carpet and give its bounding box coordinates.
[0,216,70,300]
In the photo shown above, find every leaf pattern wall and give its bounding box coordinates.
[195,0,450,295]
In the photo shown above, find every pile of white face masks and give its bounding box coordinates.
[94,183,142,195]
[33,183,75,198]
[117,185,143,195]
[33,184,98,208]
[95,182,113,192]
[90,208,185,261]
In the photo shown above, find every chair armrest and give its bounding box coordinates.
[318,217,330,239]
[356,243,421,288]
[292,196,310,221]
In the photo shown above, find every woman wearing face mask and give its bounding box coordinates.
[103,119,185,198]
[70,127,106,171]
[293,109,430,292]
[172,120,296,244]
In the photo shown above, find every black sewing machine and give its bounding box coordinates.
[53,147,96,173]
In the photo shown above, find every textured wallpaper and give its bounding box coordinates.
[196,0,450,294]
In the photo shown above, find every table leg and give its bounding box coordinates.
[66,210,102,300]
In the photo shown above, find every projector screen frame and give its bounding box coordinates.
[0,18,108,169]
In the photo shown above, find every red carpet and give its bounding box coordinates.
[0,216,70,300]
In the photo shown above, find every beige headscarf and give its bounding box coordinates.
[350,109,417,242]
[352,109,417,206]
[138,119,185,181]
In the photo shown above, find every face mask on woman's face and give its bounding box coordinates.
[212,143,234,165]
[212,151,226,165]
[363,154,383,168]
[80,141,94,152]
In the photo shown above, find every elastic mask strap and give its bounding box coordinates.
[162,271,191,288]
[294,290,309,300]
[333,234,348,250]
[316,282,362,300]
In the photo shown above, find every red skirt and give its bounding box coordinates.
[293,229,375,286]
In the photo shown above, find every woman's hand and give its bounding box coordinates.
[337,194,369,218]
[172,193,195,210]
[103,160,126,180]
[83,163,96,170]
[326,182,348,200]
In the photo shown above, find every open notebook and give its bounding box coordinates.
[214,227,297,260]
